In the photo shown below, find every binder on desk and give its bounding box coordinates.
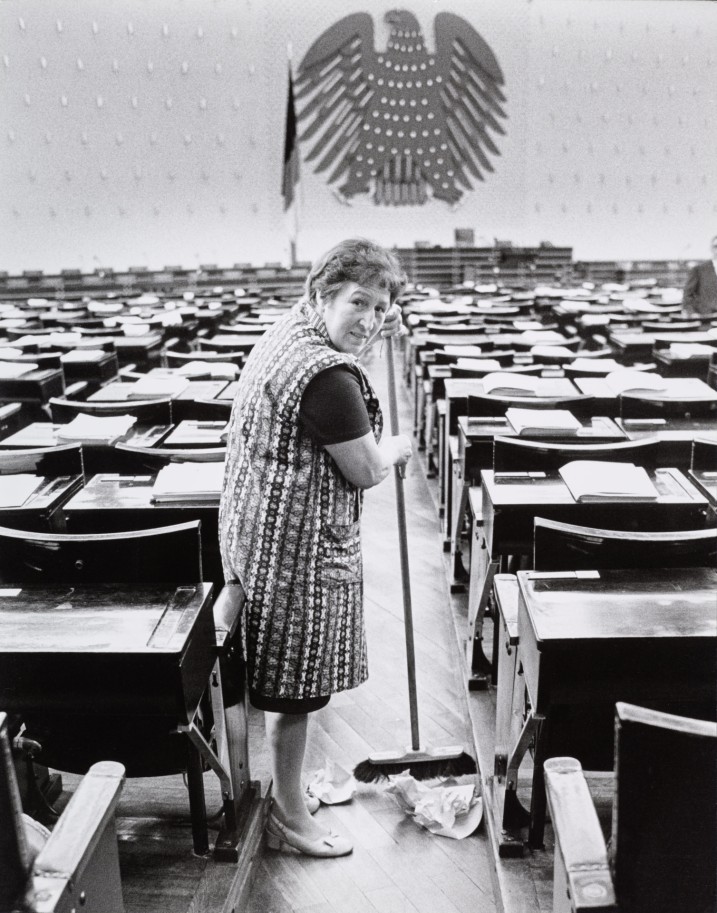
[506,408,582,437]
[558,461,659,502]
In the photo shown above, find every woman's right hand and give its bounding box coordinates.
[388,434,413,467]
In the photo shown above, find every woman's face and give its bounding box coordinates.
[318,282,390,355]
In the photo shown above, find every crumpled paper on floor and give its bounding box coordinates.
[385,772,483,839]
[307,758,356,805]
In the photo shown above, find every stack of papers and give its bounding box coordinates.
[0,474,44,508]
[559,461,658,502]
[151,461,225,503]
[668,343,716,359]
[56,413,137,444]
[506,408,582,437]
[127,375,190,399]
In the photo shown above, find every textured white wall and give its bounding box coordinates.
[0,0,714,272]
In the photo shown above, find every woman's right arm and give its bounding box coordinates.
[325,432,413,489]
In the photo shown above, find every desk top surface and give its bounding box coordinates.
[481,467,706,507]
[517,568,717,642]
[0,473,81,512]
[688,469,717,505]
[617,416,717,442]
[64,473,221,511]
[0,582,212,653]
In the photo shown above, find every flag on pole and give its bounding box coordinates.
[281,65,300,213]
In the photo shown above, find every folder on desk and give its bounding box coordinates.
[151,462,225,503]
[506,408,581,437]
[558,461,659,502]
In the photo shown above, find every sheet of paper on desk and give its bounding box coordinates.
[56,413,137,444]
[506,408,581,436]
[174,360,239,379]
[0,361,38,378]
[569,357,621,374]
[558,461,659,502]
[0,474,44,508]
[668,343,717,358]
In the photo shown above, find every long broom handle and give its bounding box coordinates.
[385,336,421,752]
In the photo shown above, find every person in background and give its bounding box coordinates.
[682,234,717,316]
[219,238,412,858]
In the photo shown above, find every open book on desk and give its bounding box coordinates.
[558,460,659,502]
[604,370,667,395]
[506,408,582,437]
[151,461,225,503]
[482,372,546,396]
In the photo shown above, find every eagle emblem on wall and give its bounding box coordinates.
[295,9,507,206]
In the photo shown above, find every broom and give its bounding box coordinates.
[353,336,477,782]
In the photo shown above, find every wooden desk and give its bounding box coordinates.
[467,468,713,688]
[0,368,65,404]
[688,469,717,506]
[617,416,717,467]
[487,567,717,855]
[575,376,717,416]
[0,581,229,856]
[0,474,82,531]
[449,415,625,587]
[63,473,224,585]
[440,377,581,549]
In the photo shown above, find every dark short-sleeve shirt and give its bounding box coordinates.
[299,364,371,445]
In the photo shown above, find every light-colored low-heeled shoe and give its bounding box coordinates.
[265,812,353,857]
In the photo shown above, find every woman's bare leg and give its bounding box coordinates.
[264,711,325,838]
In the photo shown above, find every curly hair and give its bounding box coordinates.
[303,238,407,306]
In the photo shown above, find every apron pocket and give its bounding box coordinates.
[320,520,362,584]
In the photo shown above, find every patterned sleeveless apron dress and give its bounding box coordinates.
[219,300,382,701]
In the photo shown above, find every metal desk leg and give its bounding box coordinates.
[467,545,499,690]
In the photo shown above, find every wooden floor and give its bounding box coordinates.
[51,345,501,913]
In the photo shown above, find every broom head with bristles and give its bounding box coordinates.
[353,745,477,783]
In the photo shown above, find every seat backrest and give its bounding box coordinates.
[48,396,172,425]
[494,436,659,472]
[0,520,203,584]
[692,437,717,470]
[112,442,225,473]
[611,702,717,913]
[0,444,84,478]
[533,518,717,571]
